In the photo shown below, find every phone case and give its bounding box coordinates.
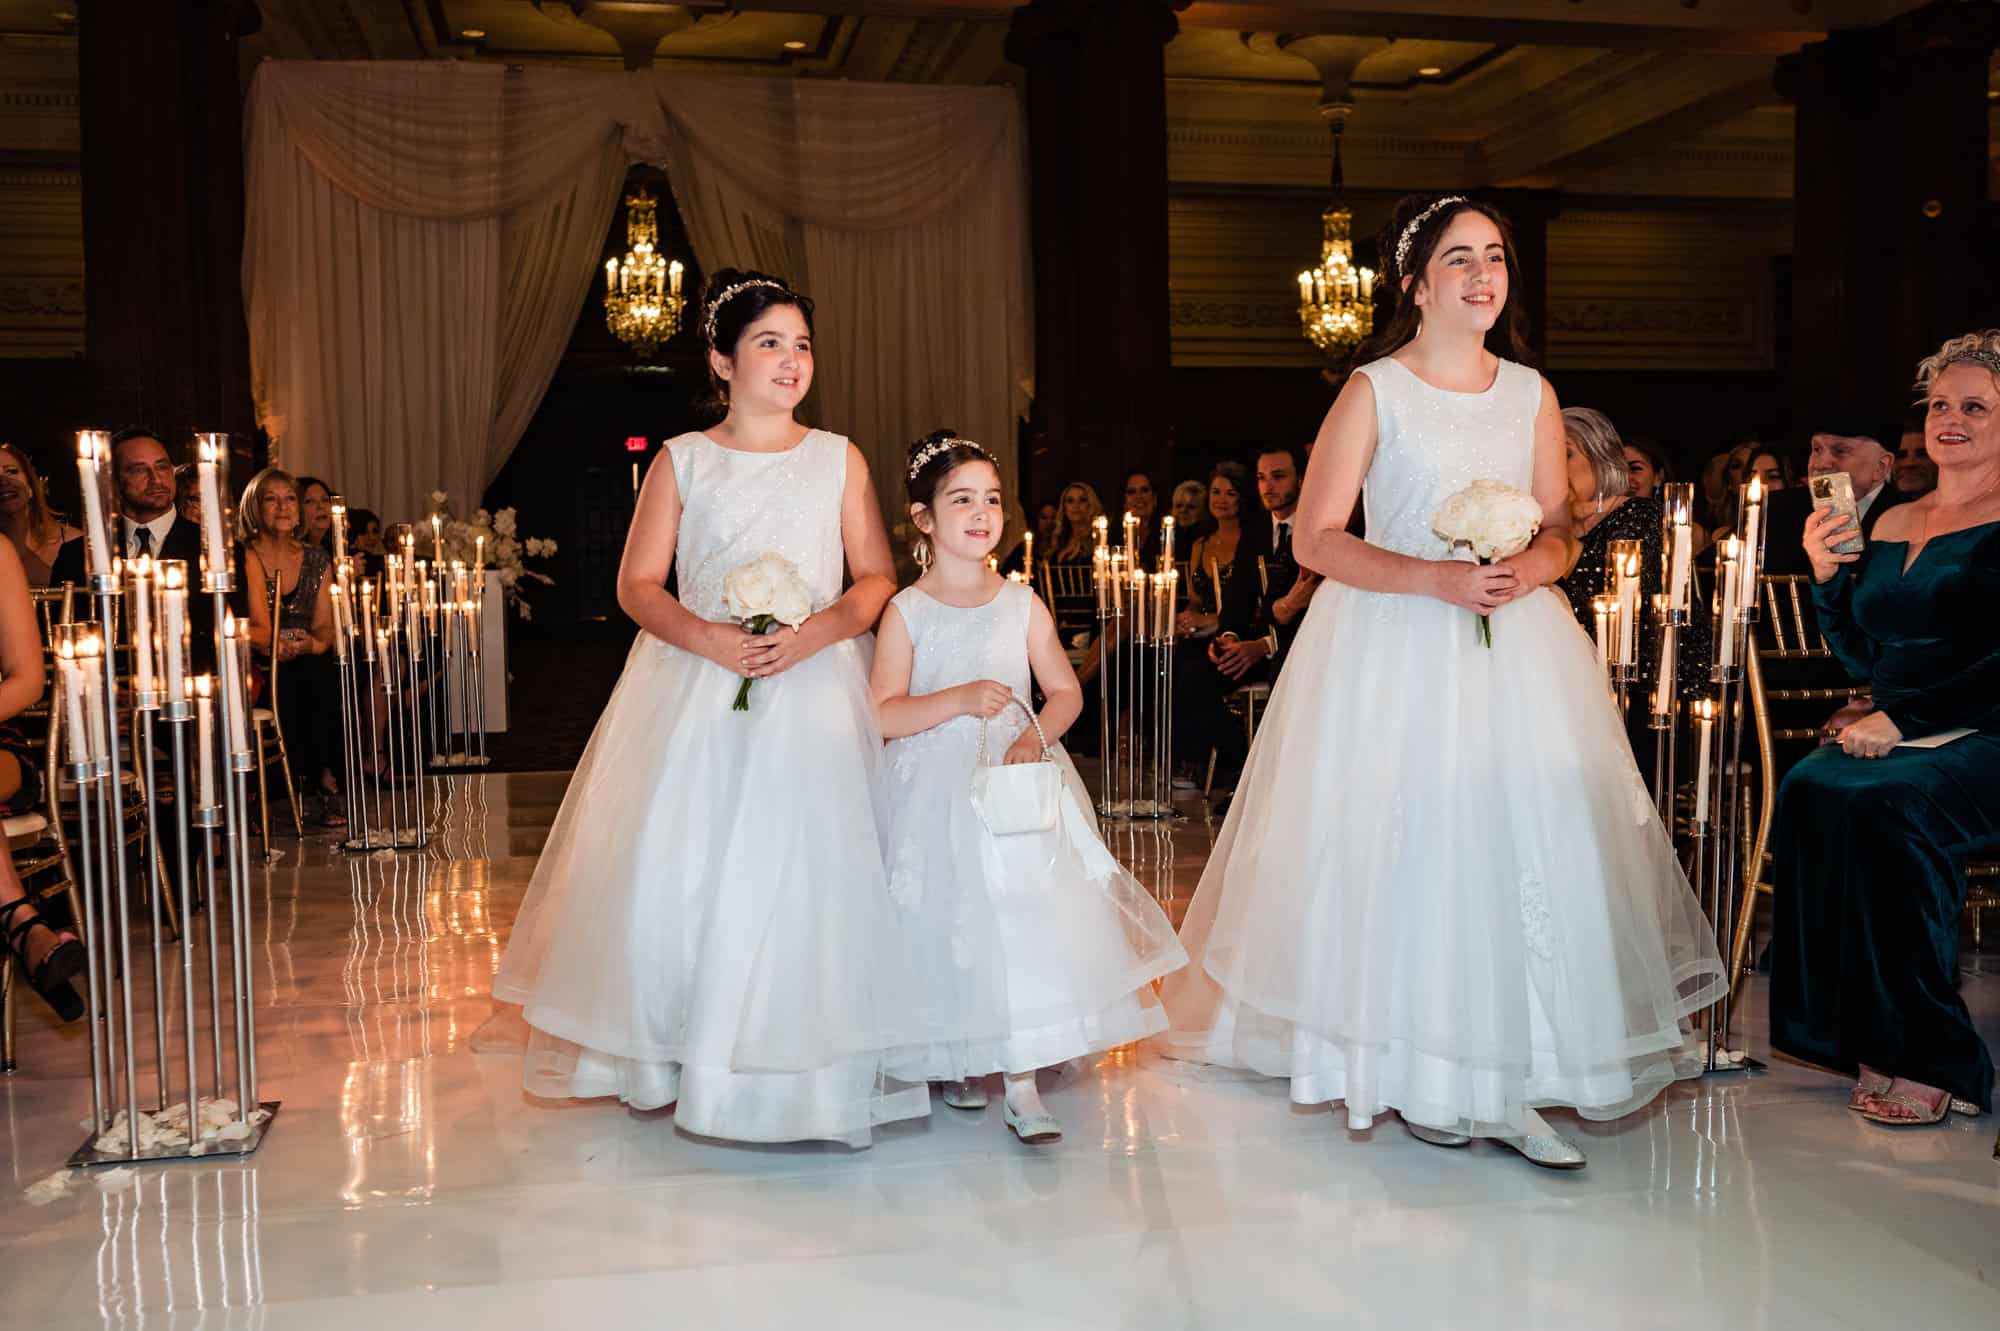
[1809,473,1865,555]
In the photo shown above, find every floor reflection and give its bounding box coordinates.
[0,771,1990,1331]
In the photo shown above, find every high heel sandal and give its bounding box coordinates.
[1848,1066,1894,1112]
[1855,1079,1969,1126]
[1,897,85,1023]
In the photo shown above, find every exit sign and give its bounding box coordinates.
[624,436,649,453]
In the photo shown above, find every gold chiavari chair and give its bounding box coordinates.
[1037,559,1097,663]
[251,581,303,845]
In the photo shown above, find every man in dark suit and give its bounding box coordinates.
[1759,414,1907,577]
[51,427,216,664]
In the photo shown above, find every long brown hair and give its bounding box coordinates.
[0,441,64,548]
[1355,194,1535,368]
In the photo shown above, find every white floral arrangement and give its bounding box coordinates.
[1431,478,1543,647]
[721,551,813,711]
[427,490,558,620]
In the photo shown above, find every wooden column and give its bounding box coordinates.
[1778,1,1997,426]
[79,0,259,447]
[1006,0,1183,510]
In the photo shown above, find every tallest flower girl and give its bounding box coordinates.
[492,270,928,1146]
[1162,196,1727,1167]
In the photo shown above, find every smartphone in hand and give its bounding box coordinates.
[1808,472,1865,555]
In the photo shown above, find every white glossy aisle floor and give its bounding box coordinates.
[3,773,1996,1330]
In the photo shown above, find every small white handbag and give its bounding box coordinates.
[969,697,1062,836]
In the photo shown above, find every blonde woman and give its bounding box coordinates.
[238,467,345,827]
[0,443,79,586]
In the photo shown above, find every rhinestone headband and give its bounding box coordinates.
[908,436,994,479]
[701,279,790,345]
[1393,195,1470,274]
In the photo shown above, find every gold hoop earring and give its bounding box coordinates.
[913,538,931,573]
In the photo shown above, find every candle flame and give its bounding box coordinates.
[193,673,212,698]
[1747,474,1763,503]
[223,612,237,638]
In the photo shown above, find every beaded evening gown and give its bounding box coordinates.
[878,581,1185,1079]
[1162,357,1728,1136]
[1769,523,2000,1111]
[493,429,928,1146]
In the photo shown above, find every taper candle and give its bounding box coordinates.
[194,434,230,587]
[57,637,87,767]
[129,555,156,699]
[1693,698,1714,823]
[193,675,216,809]
[219,615,249,754]
[76,431,113,578]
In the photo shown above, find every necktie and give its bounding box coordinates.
[133,525,153,558]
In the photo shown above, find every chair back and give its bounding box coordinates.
[1745,573,1857,892]
[1037,559,1096,641]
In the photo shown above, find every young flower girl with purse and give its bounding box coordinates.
[870,432,1187,1143]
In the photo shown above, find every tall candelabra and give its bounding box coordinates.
[1083,513,1179,821]
[327,506,433,852]
[1594,475,1767,1074]
[61,430,278,1168]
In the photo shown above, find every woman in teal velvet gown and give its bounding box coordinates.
[1770,332,2000,1124]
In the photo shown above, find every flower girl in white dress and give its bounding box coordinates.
[491,270,929,1147]
[1162,198,1726,1168]
[870,433,1187,1143]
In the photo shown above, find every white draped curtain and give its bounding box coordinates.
[243,61,1031,528]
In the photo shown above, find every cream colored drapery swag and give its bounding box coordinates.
[243,61,1032,531]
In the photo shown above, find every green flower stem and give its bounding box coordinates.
[731,614,778,711]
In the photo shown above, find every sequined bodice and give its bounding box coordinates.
[666,430,848,621]
[893,580,1035,755]
[1352,357,1543,558]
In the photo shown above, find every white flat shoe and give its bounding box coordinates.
[1404,1121,1471,1149]
[939,1079,989,1111]
[1003,1100,1062,1144]
[1494,1130,1586,1170]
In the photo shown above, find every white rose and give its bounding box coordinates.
[724,563,775,618]
[493,508,518,538]
[770,583,812,627]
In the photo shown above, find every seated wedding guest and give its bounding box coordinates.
[296,475,335,553]
[1169,479,1204,563]
[173,462,203,528]
[0,533,80,1022]
[1699,446,1734,530]
[1173,461,1267,788]
[1123,469,1163,566]
[1746,448,1793,493]
[349,506,386,580]
[1893,413,1937,498]
[1044,481,1104,643]
[1759,414,1906,577]
[1034,498,1060,550]
[51,427,214,665]
[1249,443,1317,675]
[0,442,79,585]
[1770,329,2000,1127]
[1622,436,1670,499]
[239,467,346,828]
[1556,409,1713,738]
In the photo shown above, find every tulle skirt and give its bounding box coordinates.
[493,632,928,1146]
[1161,581,1728,1136]
[878,719,1187,1081]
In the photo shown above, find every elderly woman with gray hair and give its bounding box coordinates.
[1556,408,1713,720]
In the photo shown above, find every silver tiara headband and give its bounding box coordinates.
[701,278,790,345]
[1393,195,1471,274]
[908,436,994,479]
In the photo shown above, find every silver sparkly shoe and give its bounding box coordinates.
[939,1078,989,1110]
[1003,1100,1063,1144]
[1404,1120,1471,1149]
[1494,1129,1586,1170]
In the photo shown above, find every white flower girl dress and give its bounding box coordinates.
[878,580,1186,1080]
[494,429,928,1146]
[1163,358,1728,1136]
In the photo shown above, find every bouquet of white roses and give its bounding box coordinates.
[722,552,813,711]
[1431,479,1543,648]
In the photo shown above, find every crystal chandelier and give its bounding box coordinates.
[603,186,684,358]
[1296,127,1375,358]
